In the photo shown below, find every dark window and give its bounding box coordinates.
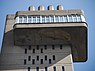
[53,55,55,60]
[24,59,26,65]
[33,49,35,53]
[52,45,55,50]
[41,59,43,64]
[44,45,47,50]
[41,48,43,53]
[62,66,65,71]
[45,67,48,71]
[28,67,30,71]
[53,66,56,71]
[60,45,62,49]
[29,45,31,50]
[37,56,39,61]
[25,49,27,54]
[49,59,51,64]
[28,56,31,61]
[37,45,39,50]
[32,59,35,64]
[45,55,47,60]
[36,67,39,71]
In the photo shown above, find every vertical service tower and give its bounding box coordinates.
[0,5,87,71]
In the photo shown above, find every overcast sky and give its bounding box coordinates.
[0,0,95,71]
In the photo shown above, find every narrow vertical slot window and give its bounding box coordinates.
[41,48,43,53]
[41,59,43,64]
[53,66,56,71]
[62,66,65,71]
[28,56,31,61]
[49,59,51,64]
[24,59,26,65]
[53,55,55,60]
[36,67,39,71]
[37,56,39,61]
[45,67,48,71]
[25,49,27,54]
[33,49,35,53]
[28,67,30,71]
[45,55,47,60]
[32,59,35,64]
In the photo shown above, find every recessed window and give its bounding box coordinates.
[41,48,43,53]
[52,45,55,50]
[36,67,39,71]
[53,66,56,71]
[37,56,39,61]
[44,45,47,50]
[45,55,47,60]
[25,49,27,54]
[60,45,62,49]
[29,45,31,50]
[41,59,43,64]
[32,59,35,64]
[62,66,65,71]
[49,59,51,64]
[45,67,48,71]
[28,67,30,71]
[28,56,31,61]
[53,55,55,60]
[37,45,39,50]
[24,59,26,65]
[33,49,35,53]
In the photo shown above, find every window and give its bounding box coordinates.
[50,16,54,22]
[28,67,30,71]
[36,67,39,71]
[53,55,55,60]
[33,16,36,23]
[52,45,55,50]
[55,16,59,22]
[45,67,48,71]
[37,16,40,23]
[32,59,35,64]
[28,16,31,22]
[60,16,64,22]
[60,45,62,49]
[19,16,23,23]
[25,49,27,54]
[33,49,35,53]
[46,16,49,23]
[77,15,81,22]
[62,66,65,71]
[37,45,39,50]
[41,59,43,64]
[49,59,51,64]
[53,66,56,71]
[42,16,45,23]
[68,15,73,22]
[23,16,27,23]
[28,56,31,61]
[45,55,47,60]
[72,15,77,22]
[64,16,68,22]
[44,45,47,50]
[29,45,31,50]
[37,56,39,61]
[41,48,43,53]
[24,59,26,65]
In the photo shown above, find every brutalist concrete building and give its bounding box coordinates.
[0,5,87,71]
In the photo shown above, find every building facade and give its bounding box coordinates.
[0,5,87,71]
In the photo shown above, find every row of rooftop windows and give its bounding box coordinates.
[15,14,85,23]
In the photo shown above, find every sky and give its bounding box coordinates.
[0,0,95,71]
